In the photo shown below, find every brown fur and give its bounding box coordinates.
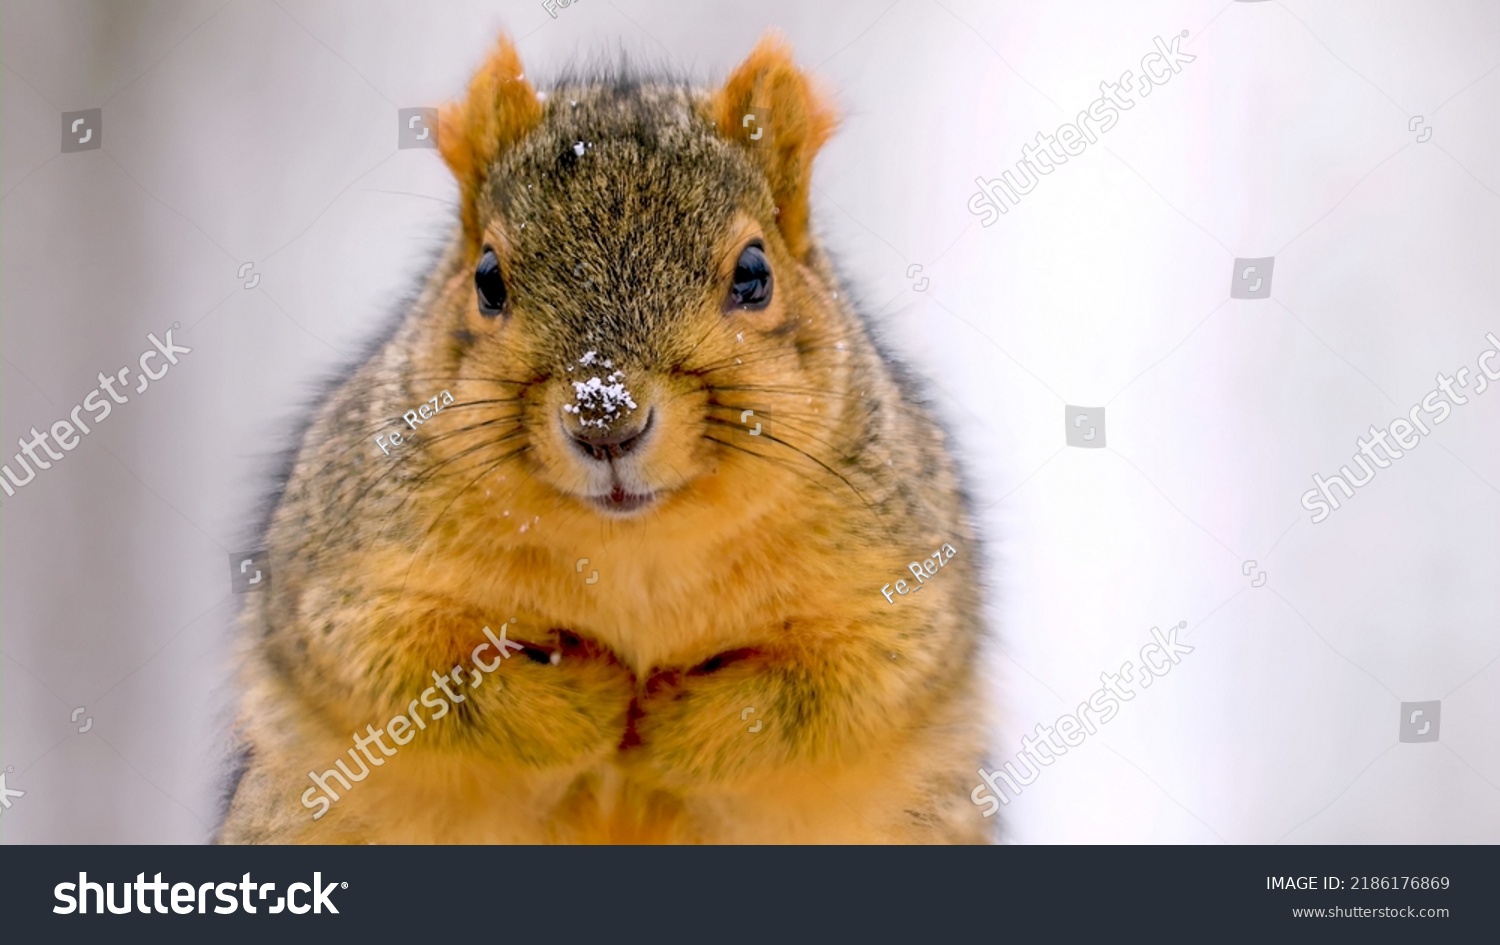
[218,32,992,844]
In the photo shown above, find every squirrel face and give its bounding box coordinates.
[416,38,844,527]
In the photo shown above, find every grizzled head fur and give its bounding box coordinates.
[411,34,852,527]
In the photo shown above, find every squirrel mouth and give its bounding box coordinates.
[589,484,657,515]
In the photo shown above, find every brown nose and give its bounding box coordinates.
[567,409,652,462]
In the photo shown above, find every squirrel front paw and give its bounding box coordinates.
[364,620,636,769]
[470,624,638,766]
[623,647,789,786]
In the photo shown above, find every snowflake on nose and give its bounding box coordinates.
[562,351,636,428]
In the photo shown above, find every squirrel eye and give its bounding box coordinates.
[475,247,507,317]
[728,243,772,311]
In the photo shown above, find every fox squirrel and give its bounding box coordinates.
[218,31,991,844]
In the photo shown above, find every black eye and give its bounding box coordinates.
[728,243,772,311]
[475,247,507,316]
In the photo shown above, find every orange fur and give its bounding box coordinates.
[705,33,838,259]
[438,35,543,251]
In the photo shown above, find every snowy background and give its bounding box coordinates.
[2,0,1497,843]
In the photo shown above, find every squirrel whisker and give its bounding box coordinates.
[321,400,525,447]
[702,405,850,460]
[290,408,526,532]
[366,433,533,554]
[400,376,532,386]
[687,341,858,376]
[395,446,533,597]
[701,416,873,511]
[307,424,527,560]
[707,383,869,401]
[393,427,529,493]
[700,433,850,506]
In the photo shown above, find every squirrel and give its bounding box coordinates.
[217,31,992,844]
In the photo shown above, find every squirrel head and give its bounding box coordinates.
[412,33,851,530]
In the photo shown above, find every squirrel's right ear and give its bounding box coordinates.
[439,35,543,251]
[706,33,837,260]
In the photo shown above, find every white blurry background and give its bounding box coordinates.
[2,0,1497,843]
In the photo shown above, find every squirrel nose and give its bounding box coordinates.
[567,409,652,462]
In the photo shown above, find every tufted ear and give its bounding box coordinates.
[706,33,837,260]
[439,35,544,251]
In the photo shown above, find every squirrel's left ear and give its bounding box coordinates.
[440,35,544,251]
[706,33,837,260]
